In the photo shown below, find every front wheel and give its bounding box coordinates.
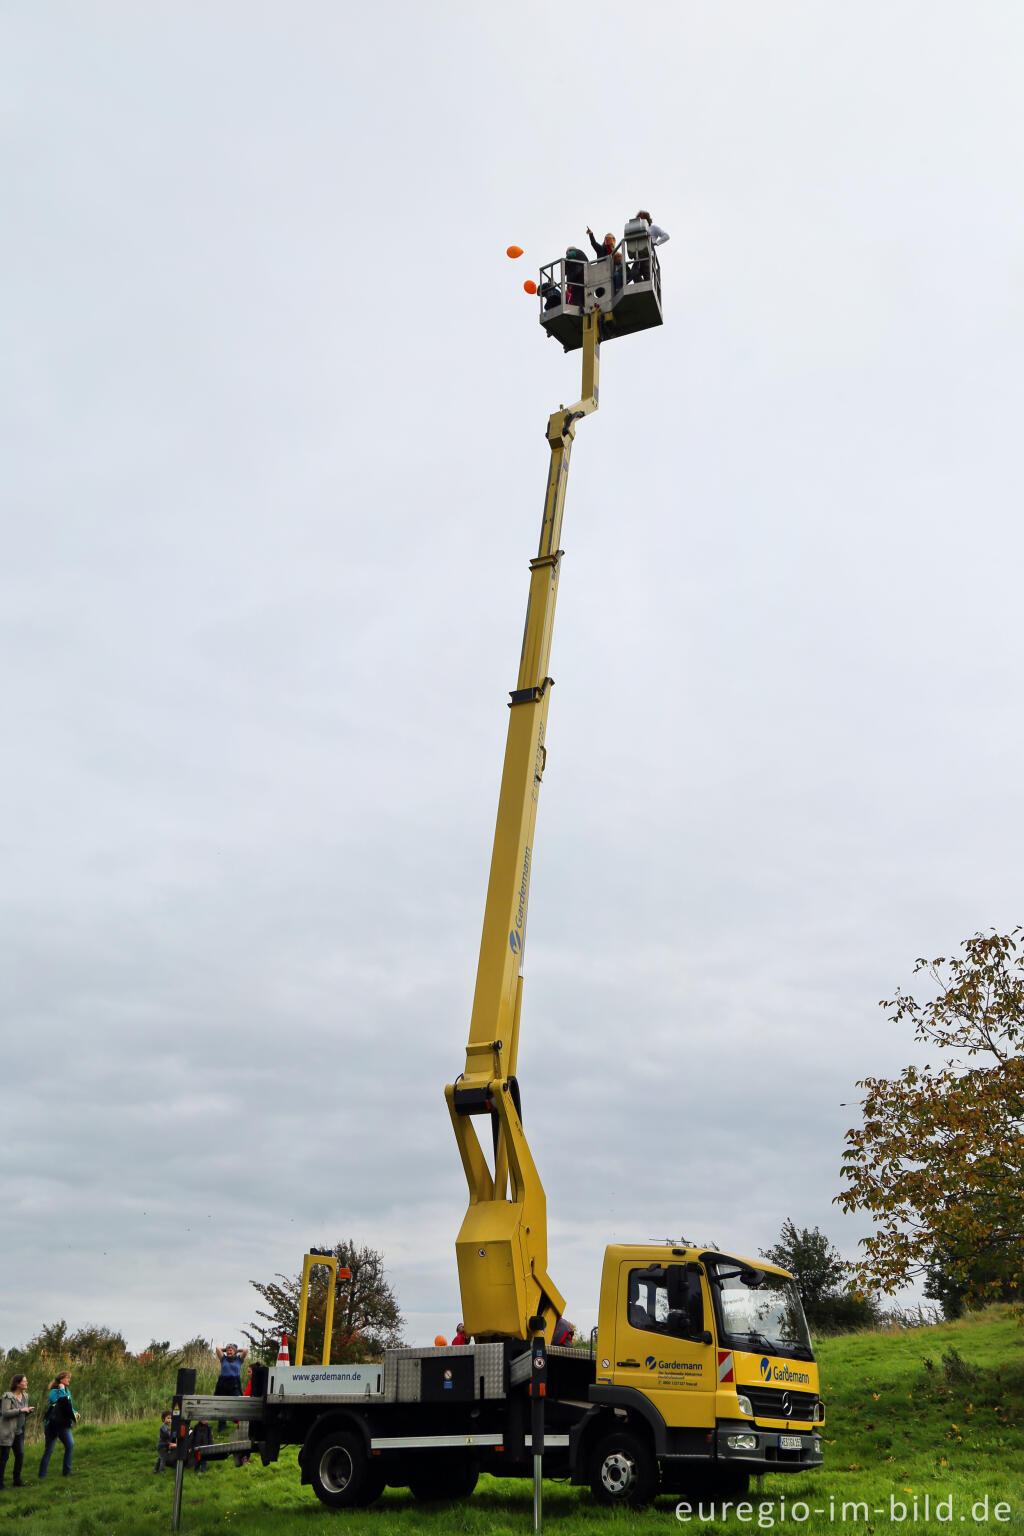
[589,1429,657,1507]
[309,1430,385,1509]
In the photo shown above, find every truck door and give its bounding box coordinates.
[611,1261,716,1429]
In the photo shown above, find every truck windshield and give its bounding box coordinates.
[708,1259,813,1357]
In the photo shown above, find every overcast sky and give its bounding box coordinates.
[3,2,1023,1355]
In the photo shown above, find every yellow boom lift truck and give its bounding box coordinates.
[169,222,824,1527]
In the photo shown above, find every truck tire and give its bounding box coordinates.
[589,1429,657,1507]
[408,1453,479,1501]
[309,1429,385,1509]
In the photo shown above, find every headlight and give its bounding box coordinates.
[814,1401,825,1422]
[736,1394,753,1417]
[727,1434,758,1451]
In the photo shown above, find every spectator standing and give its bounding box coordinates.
[0,1373,34,1487]
[214,1342,247,1432]
[451,1323,469,1346]
[37,1371,77,1479]
[188,1419,213,1473]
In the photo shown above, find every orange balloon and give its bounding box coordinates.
[523,279,537,295]
[506,245,523,259]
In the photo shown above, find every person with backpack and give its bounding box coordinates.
[37,1371,78,1479]
[0,1373,34,1487]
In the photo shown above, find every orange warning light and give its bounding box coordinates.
[506,245,523,259]
[523,279,537,295]
[434,1335,447,1347]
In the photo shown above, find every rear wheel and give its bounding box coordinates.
[408,1454,479,1501]
[308,1430,385,1509]
[588,1429,657,1507]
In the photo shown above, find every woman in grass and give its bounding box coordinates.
[0,1372,34,1487]
[37,1370,78,1479]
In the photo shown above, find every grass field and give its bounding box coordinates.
[1,1309,1020,1535]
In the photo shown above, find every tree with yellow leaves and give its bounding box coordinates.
[837,929,1024,1305]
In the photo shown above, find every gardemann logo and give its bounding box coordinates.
[645,1356,657,1371]
[509,846,531,954]
[760,1357,811,1385]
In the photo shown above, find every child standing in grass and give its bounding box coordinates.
[154,1410,173,1472]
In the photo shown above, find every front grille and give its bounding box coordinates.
[745,1384,817,1421]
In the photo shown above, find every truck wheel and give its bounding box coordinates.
[589,1429,657,1507]
[309,1430,385,1509]
[408,1454,479,1501]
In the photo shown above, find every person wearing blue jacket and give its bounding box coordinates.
[37,1371,78,1479]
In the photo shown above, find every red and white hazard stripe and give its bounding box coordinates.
[717,1350,734,1384]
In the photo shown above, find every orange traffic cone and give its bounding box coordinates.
[277,1332,290,1365]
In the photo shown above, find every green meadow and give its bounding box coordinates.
[1,1309,1020,1534]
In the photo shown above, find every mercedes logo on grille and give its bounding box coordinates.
[781,1391,793,1418]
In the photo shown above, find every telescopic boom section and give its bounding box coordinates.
[446,312,601,1343]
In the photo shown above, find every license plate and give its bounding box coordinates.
[779,1435,802,1450]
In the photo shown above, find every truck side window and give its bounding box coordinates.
[667,1266,705,1339]
[627,1267,704,1340]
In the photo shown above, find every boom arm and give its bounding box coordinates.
[445,312,600,1341]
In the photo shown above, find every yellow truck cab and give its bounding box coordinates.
[577,1244,825,1502]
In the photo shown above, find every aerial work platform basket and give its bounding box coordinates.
[538,219,663,351]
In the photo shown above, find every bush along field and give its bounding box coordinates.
[0,1308,1021,1535]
